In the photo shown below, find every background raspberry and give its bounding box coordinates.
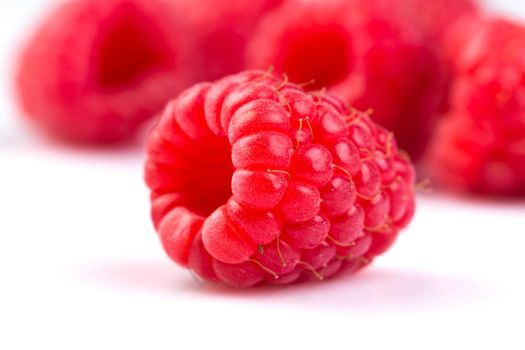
[246,0,453,161]
[176,0,284,82]
[392,0,478,43]
[145,70,416,287]
[425,17,525,196]
[16,0,194,143]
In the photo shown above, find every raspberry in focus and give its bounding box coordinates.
[16,0,192,143]
[145,70,416,287]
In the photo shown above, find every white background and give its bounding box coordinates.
[1,1,525,349]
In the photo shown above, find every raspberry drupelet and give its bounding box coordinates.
[16,0,192,143]
[145,70,416,288]
[426,18,525,196]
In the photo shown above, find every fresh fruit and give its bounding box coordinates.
[246,0,447,161]
[393,0,478,43]
[145,70,416,287]
[16,0,192,143]
[425,17,525,196]
[177,0,284,82]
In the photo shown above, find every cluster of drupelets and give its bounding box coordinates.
[145,70,415,287]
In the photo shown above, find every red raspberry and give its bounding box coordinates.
[177,0,284,82]
[145,70,416,287]
[393,0,477,43]
[425,18,525,196]
[246,0,448,161]
[16,0,192,143]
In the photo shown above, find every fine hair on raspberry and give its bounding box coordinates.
[145,70,416,288]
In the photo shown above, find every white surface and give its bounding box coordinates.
[1,1,525,349]
[1,145,524,349]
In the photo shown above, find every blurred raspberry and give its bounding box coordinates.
[16,0,192,143]
[145,70,416,288]
[246,0,448,161]
[178,0,284,81]
[393,0,478,43]
[425,18,525,196]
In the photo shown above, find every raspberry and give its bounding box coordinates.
[177,0,284,82]
[425,18,525,196]
[393,0,477,43]
[16,0,192,143]
[246,0,447,161]
[145,70,416,287]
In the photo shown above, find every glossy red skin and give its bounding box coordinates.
[145,70,416,288]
